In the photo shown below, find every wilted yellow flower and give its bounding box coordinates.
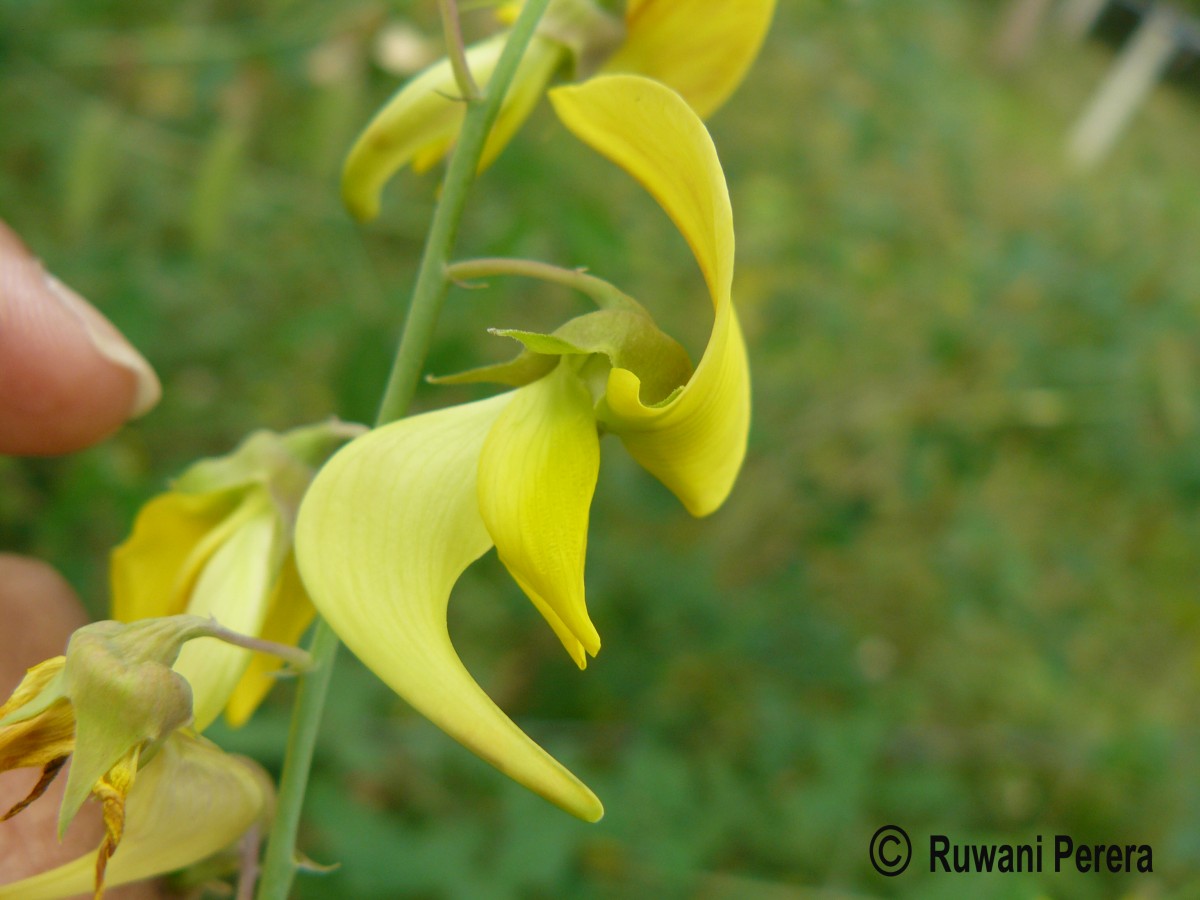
[342,0,776,220]
[0,732,270,900]
[296,75,750,821]
[0,617,275,899]
[111,420,362,729]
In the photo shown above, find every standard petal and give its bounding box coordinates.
[477,363,601,667]
[295,396,603,822]
[110,488,244,622]
[602,0,775,118]
[0,734,270,900]
[171,491,285,731]
[551,75,733,302]
[551,75,750,516]
[223,552,315,728]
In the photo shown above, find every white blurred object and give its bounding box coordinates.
[1067,3,1180,169]
[375,22,437,76]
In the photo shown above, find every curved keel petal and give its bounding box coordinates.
[295,397,603,822]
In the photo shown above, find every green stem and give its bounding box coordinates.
[376,0,554,425]
[254,2,554,897]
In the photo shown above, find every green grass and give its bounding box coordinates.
[4,1,1200,896]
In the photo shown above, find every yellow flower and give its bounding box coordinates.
[296,75,749,821]
[342,0,775,220]
[111,420,363,730]
[0,618,273,899]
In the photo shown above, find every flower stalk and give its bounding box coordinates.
[439,0,481,101]
[201,622,313,673]
[445,257,642,311]
[253,1,556,896]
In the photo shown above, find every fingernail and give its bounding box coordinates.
[43,272,162,418]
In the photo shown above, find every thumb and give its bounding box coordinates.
[0,220,161,455]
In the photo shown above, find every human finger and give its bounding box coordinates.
[0,220,161,455]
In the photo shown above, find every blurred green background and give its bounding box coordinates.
[4,0,1200,896]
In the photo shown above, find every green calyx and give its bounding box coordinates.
[47,615,311,838]
[57,617,210,837]
[430,307,693,405]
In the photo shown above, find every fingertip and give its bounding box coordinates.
[0,220,161,456]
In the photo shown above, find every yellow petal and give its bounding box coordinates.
[603,0,775,118]
[0,733,270,900]
[223,552,315,728]
[478,363,601,667]
[0,657,65,722]
[171,491,285,731]
[551,75,750,516]
[342,34,563,221]
[0,697,74,780]
[552,74,733,304]
[295,396,603,822]
[110,488,244,622]
[602,310,750,517]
